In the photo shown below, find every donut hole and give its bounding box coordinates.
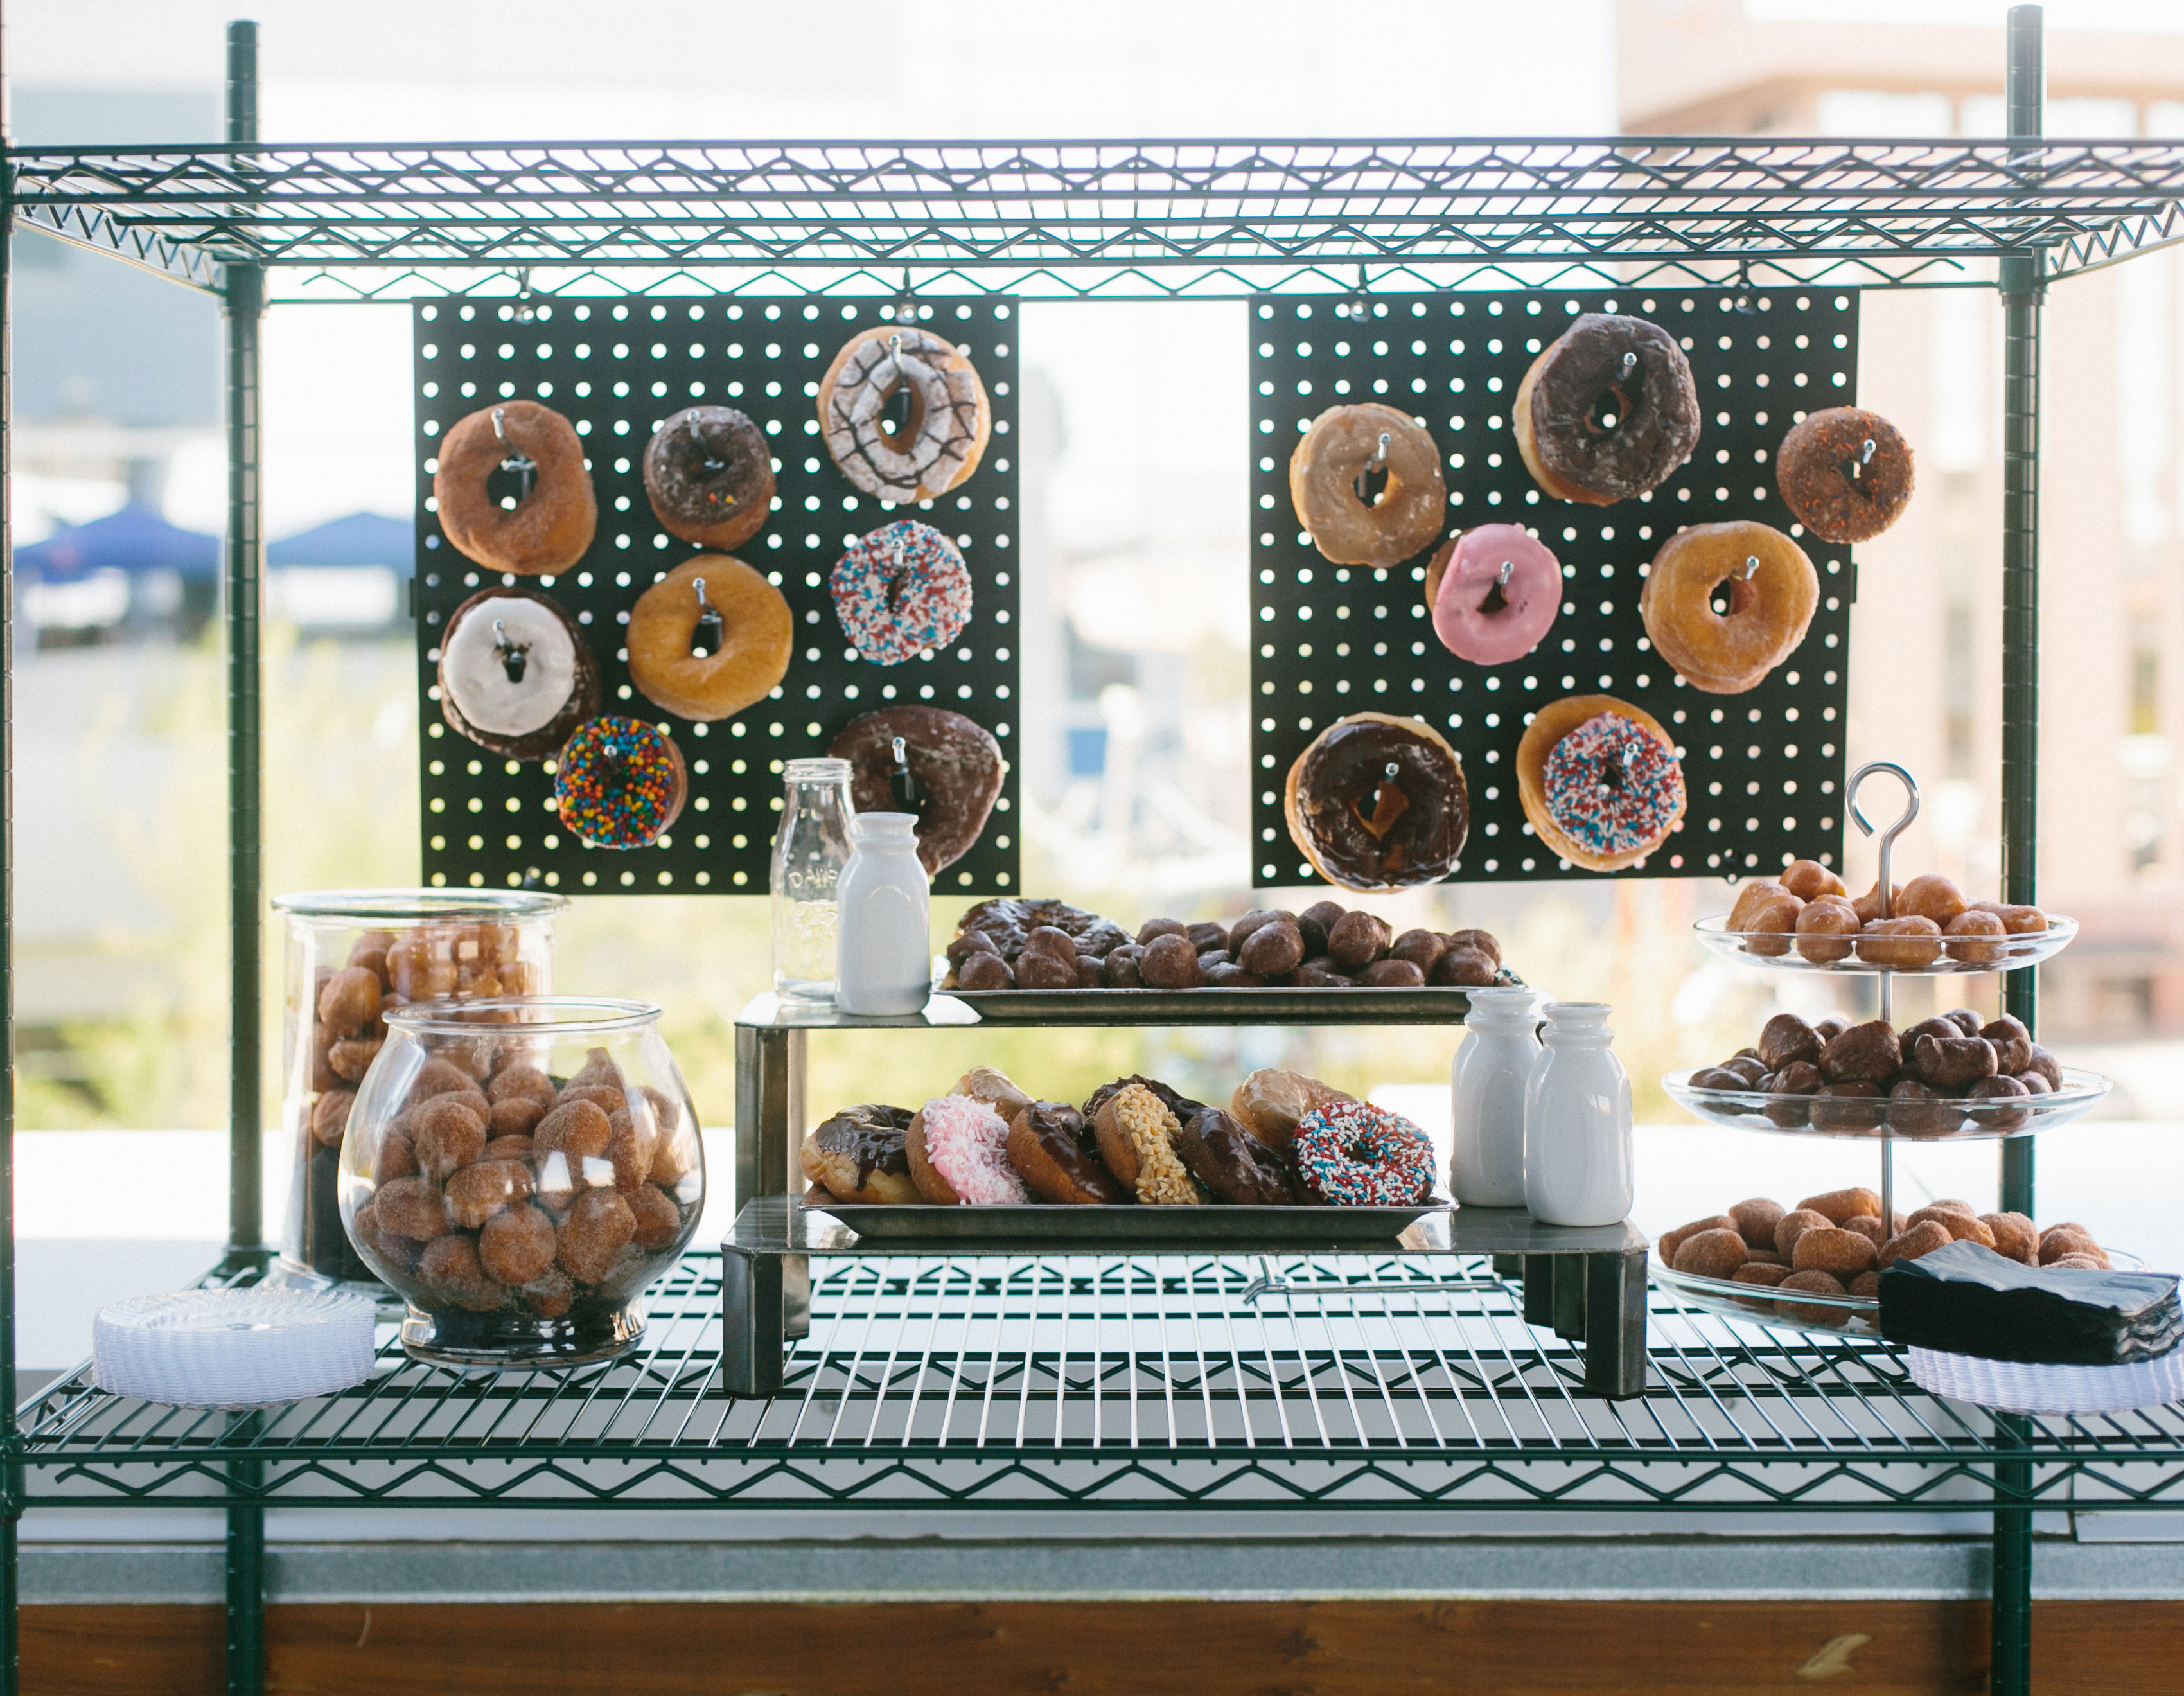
[487,454,538,512]
[1476,575,1511,616]
[1707,576,1760,619]
[1352,459,1393,509]
[1585,380,1634,437]
[876,378,926,448]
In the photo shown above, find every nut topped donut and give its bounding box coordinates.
[1284,711,1468,891]
[1289,403,1446,567]
[437,587,599,761]
[818,323,991,503]
[1423,524,1563,665]
[434,400,597,576]
[1514,314,1700,506]
[829,520,974,664]
[643,405,775,550]
[829,704,1002,875]
[1517,694,1685,873]
[626,555,792,722]
[552,715,686,850]
[1776,406,1915,543]
[1641,520,1819,694]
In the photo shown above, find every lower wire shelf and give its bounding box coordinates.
[17,1250,2184,1513]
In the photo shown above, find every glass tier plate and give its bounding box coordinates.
[806,1198,1450,1245]
[1655,1247,2143,1341]
[1692,913,2076,975]
[1661,1066,2111,1142]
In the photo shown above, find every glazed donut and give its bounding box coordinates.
[1639,521,1819,693]
[817,324,990,503]
[1284,712,1468,892]
[552,715,687,849]
[1516,694,1685,872]
[1513,315,1700,506]
[906,1095,1026,1206]
[1289,403,1446,567]
[1176,1107,1301,1205]
[829,520,974,666]
[800,1103,920,1205]
[1776,407,1914,543]
[437,587,598,760]
[1291,1099,1436,1206]
[1005,1101,1129,1205]
[434,400,597,576]
[626,556,791,721]
[829,705,1001,875]
[1423,524,1562,664]
[643,406,775,550]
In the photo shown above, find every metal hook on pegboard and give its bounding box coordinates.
[888,269,920,326]
[1344,262,1372,326]
[490,405,537,502]
[1732,258,1757,316]
[511,266,538,324]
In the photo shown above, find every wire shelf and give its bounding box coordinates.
[18,1252,2184,1514]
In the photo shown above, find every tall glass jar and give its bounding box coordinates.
[770,757,856,1003]
[272,889,566,1293]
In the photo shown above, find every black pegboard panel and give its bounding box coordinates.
[1249,286,1858,888]
[412,294,1022,896]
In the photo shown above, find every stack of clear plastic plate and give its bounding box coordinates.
[93,1289,378,1410]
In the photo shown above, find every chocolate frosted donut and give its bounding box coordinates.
[801,1102,919,1205]
[437,587,599,760]
[829,705,1002,875]
[1515,315,1700,506]
[1006,1101,1129,1205]
[1283,712,1468,891]
[956,898,1132,966]
[1176,1108,1301,1205]
[643,406,775,550]
[1776,407,1914,543]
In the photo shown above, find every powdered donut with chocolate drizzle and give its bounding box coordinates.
[829,520,974,664]
[434,400,597,576]
[829,704,1001,874]
[817,324,991,503]
[1514,315,1700,506]
[437,586,599,761]
[643,406,775,550]
[1775,407,1914,543]
[1289,403,1447,567]
[626,555,792,721]
[1283,711,1469,892]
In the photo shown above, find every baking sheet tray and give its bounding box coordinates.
[806,1200,1451,1244]
[947,985,1493,1025]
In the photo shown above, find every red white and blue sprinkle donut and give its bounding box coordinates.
[829,520,973,666]
[553,716,687,850]
[1291,1100,1438,1207]
[1541,711,1683,867]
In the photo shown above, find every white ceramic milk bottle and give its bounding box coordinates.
[1522,1002,1634,1228]
[833,813,932,1016]
[1449,987,1538,1206]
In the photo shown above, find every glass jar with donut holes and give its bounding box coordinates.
[339,997,705,1368]
[272,890,565,1301]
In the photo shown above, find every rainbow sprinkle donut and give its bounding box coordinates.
[554,716,687,850]
[829,519,973,665]
[1541,711,1682,865]
[1291,1100,1437,1207]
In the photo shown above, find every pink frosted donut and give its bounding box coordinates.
[914,1094,1028,1205]
[1425,525,1562,665]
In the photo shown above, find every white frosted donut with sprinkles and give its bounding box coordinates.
[830,520,974,665]
[1291,1100,1437,1206]
[817,324,991,504]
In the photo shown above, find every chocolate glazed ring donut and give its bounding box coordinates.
[1007,1101,1129,1205]
[1284,711,1468,892]
[434,400,597,576]
[643,406,775,550]
[817,324,991,504]
[1289,403,1447,567]
[1514,315,1700,506]
[437,587,599,761]
[1776,407,1915,543]
[829,704,1002,875]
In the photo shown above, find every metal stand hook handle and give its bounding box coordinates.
[1847,761,1921,923]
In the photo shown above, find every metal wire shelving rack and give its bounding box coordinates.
[4,7,2181,1694]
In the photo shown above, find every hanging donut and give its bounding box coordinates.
[1639,520,1819,694]
[1422,524,1562,665]
[816,324,991,503]
[1284,712,1468,892]
[433,400,597,576]
[1288,403,1446,567]
[553,716,686,851]
[436,587,599,761]
[642,405,775,550]
[1513,315,1701,506]
[828,705,1003,875]
[829,520,974,664]
[1516,694,1686,874]
[625,556,793,722]
[1775,407,1915,543]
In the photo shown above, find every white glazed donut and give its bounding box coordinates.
[437,587,599,760]
[816,324,991,504]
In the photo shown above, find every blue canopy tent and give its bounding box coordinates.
[15,502,220,581]
[15,503,221,642]
[265,511,410,574]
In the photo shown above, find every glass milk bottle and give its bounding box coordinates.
[1449,986,1538,1207]
[1522,1002,1634,1228]
[770,758,856,1002]
[834,812,933,1016]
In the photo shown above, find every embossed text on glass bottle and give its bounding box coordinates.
[770,757,856,1002]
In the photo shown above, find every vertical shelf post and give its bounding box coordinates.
[0,10,19,1691]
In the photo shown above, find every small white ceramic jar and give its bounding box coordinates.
[1449,986,1538,1207]
[1522,1001,1634,1228]
[834,812,932,1016]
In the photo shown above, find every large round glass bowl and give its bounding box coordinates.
[1662,1066,2111,1142]
[1692,913,2076,975]
[338,998,704,1369]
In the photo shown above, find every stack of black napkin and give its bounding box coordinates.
[1879,1240,2181,1365]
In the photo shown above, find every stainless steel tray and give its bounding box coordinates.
[804,1199,1451,1244]
[945,985,1484,1025]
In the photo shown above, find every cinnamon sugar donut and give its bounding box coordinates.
[643,405,774,550]
[626,556,791,721]
[1514,315,1700,506]
[1640,521,1819,694]
[1289,403,1447,567]
[1776,407,1914,543]
[1515,694,1685,872]
[818,324,991,503]
[434,400,596,576]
